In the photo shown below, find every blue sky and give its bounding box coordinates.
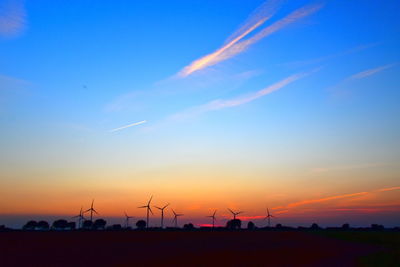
[1,0,400,228]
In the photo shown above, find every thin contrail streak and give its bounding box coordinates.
[177,0,284,77]
[109,120,147,132]
[348,63,396,80]
[178,2,323,77]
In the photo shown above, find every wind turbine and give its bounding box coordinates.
[124,212,133,228]
[206,210,217,228]
[154,203,169,228]
[264,208,274,227]
[72,207,85,228]
[84,199,98,222]
[172,209,183,228]
[228,208,243,220]
[138,196,153,228]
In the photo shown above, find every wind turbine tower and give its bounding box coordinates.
[264,208,274,227]
[172,209,183,228]
[85,199,98,222]
[154,203,169,228]
[228,208,243,220]
[124,212,133,228]
[72,207,85,228]
[206,210,217,228]
[138,196,153,228]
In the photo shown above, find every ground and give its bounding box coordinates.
[0,230,398,266]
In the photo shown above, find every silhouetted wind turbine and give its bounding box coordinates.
[72,207,85,228]
[154,203,169,228]
[228,208,243,220]
[124,212,133,228]
[85,199,98,222]
[264,208,274,227]
[172,209,183,228]
[206,210,217,228]
[138,196,153,228]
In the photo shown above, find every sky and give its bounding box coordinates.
[0,0,399,228]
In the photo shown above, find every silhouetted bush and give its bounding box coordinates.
[183,223,194,230]
[107,224,122,230]
[23,220,38,230]
[310,223,320,230]
[93,219,106,230]
[276,223,282,229]
[226,219,241,230]
[37,221,49,230]
[52,219,68,230]
[83,220,93,230]
[67,222,76,230]
[342,223,350,230]
[136,220,146,229]
[371,224,384,230]
[247,221,255,230]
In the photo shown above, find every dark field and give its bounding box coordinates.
[1,230,399,266]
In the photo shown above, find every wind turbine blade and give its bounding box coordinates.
[149,207,154,215]
[84,209,91,213]
[213,210,217,216]
[138,206,147,208]
[163,203,170,209]
[93,209,99,214]
[148,195,153,205]
[154,206,162,210]
[228,208,234,215]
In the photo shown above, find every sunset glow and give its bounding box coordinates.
[1,0,399,229]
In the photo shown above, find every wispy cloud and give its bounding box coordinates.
[109,120,147,133]
[0,0,26,38]
[348,63,396,80]
[170,70,314,122]
[177,0,283,77]
[177,1,323,77]
[274,186,400,210]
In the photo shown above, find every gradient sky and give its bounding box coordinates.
[1,0,400,228]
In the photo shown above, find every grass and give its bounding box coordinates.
[315,231,400,266]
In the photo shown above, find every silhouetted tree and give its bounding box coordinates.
[342,223,350,230]
[23,220,38,230]
[37,221,49,230]
[67,222,76,230]
[52,219,68,230]
[310,223,320,230]
[93,219,106,230]
[276,223,282,229]
[183,223,194,230]
[226,219,241,230]
[110,224,122,230]
[82,220,93,230]
[371,224,384,230]
[247,221,255,230]
[136,220,146,229]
